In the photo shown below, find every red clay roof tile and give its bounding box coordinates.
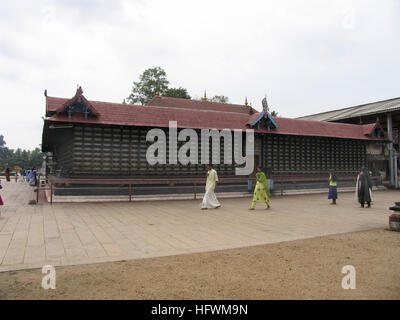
[45,95,387,141]
[147,95,255,114]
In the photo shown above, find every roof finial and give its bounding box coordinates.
[262,94,269,114]
[122,99,126,104]
[244,97,248,106]
[202,90,208,101]
[155,91,160,97]
[77,86,83,96]
[249,102,254,115]
[44,89,47,97]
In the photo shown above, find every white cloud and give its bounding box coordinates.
[0,0,399,149]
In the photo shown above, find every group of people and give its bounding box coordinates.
[26,168,38,186]
[3,167,38,186]
[0,164,379,215]
[202,165,375,211]
[0,167,39,217]
[328,167,373,208]
[201,165,271,210]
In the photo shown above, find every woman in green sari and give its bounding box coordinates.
[249,167,271,210]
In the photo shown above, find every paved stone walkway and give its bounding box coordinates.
[0,180,395,272]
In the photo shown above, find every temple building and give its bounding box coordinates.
[299,97,400,187]
[41,87,389,196]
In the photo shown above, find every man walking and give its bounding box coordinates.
[201,164,221,210]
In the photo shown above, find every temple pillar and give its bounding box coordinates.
[387,113,395,187]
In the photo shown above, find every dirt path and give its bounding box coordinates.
[0,228,399,299]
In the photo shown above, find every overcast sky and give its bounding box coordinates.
[1,0,399,150]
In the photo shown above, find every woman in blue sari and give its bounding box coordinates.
[26,169,33,184]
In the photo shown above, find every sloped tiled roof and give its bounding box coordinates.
[273,117,385,140]
[47,98,251,131]
[46,96,69,116]
[147,95,256,114]
[44,94,387,141]
[297,97,400,121]
[54,87,99,116]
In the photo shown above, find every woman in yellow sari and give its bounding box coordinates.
[249,167,271,210]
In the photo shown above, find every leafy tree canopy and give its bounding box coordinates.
[0,135,43,171]
[271,110,280,117]
[127,67,235,105]
[127,67,170,105]
[127,67,194,105]
[209,95,229,103]
[163,87,191,99]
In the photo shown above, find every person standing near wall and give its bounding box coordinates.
[328,171,338,205]
[357,167,372,208]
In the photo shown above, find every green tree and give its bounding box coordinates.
[210,95,229,103]
[21,150,29,168]
[163,87,191,99]
[0,134,44,170]
[0,135,5,147]
[29,148,44,168]
[127,67,170,105]
[0,135,12,167]
[271,110,280,117]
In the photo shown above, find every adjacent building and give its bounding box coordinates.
[299,97,400,187]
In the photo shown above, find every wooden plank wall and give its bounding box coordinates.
[262,134,366,174]
[69,124,237,176]
[51,123,368,177]
[52,130,74,176]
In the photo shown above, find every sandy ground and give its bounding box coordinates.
[0,228,398,300]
